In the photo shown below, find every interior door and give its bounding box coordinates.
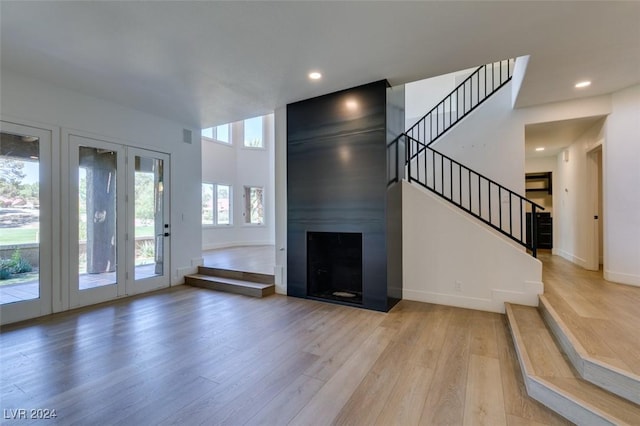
[68,135,126,308]
[0,122,53,324]
[126,148,170,294]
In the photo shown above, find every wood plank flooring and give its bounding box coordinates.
[0,287,568,425]
[539,251,640,377]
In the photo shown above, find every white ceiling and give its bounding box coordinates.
[524,116,606,159]
[1,1,639,128]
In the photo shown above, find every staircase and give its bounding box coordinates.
[388,58,545,257]
[186,266,275,298]
[394,58,640,423]
[506,301,640,424]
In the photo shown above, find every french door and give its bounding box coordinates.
[67,135,170,308]
[0,122,54,323]
[126,148,170,295]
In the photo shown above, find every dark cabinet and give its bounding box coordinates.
[525,172,552,194]
[526,212,552,249]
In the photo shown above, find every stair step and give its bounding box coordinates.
[186,274,275,298]
[197,266,274,285]
[539,294,640,405]
[505,303,640,425]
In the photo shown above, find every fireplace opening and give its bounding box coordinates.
[307,232,363,304]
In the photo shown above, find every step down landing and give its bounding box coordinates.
[539,294,640,405]
[186,267,275,298]
[505,303,640,426]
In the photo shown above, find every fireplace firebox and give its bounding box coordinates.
[307,232,363,305]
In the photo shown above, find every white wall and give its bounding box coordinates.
[274,106,287,294]
[201,115,275,250]
[430,89,612,197]
[0,69,202,288]
[402,182,542,313]
[405,67,475,129]
[433,82,526,193]
[604,85,640,286]
[553,120,605,269]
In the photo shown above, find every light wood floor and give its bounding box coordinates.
[0,286,568,425]
[7,247,633,425]
[539,250,640,377]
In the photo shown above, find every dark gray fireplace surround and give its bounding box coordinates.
[287,80,403,312]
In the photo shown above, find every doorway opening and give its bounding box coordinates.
[588,146,603,270]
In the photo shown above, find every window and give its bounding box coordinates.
[201,124,231,144]
[216,184,231,225]
[243,116,263,148]
[201,127,214,139]
[244,186,264,224]
[202,183,232,225]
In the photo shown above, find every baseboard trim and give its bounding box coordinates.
[554,249,590,269]
[403,289,501,313]
[604,269,640,287]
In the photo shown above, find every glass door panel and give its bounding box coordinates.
[69,136,125,307]
[0,122,53,324]
[128,148,170,293]
[78,146,118,290]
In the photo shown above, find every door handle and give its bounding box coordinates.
[594,215,599,220]
[164,232,170,237]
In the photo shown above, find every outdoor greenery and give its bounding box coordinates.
[0,228,39,245]
[0,158,38,207]
[0,249,33,281]
[135,172,156,223]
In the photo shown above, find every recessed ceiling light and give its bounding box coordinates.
[575,81,591,88]
[308,71,322,80]
[535,147,545,152]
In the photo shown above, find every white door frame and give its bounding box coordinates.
[66,133,127,308]
[0,120,56,324]
[126,147,171,295]
[586,144,603,271]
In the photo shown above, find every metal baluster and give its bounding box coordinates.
[463,81,466,116]
[476,71,479,108]
[440,154,444,195]
[488,182,492,225]
[509,191,513,236]
[519,198,523,241]
[499,187,502,231]
[478,175,481,217]
[458,164,462,206]
[468,169,472,211]
[492,62,495,91]
[449,94,452,130]
[449,159,453,200]
[408,139,412,182]
[432,148,435,190]
[531,204,538,258]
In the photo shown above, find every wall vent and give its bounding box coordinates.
[183,128,192,144]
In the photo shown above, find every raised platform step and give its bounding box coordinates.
[505,303,640,425]
[539,294,640,405]
[186,273,275,298]
[197,266,274,285]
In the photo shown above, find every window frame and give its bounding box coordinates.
[201,123,232,146]
[243,185,265,226]
[202,182,233,227]
[242,116,265,150]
